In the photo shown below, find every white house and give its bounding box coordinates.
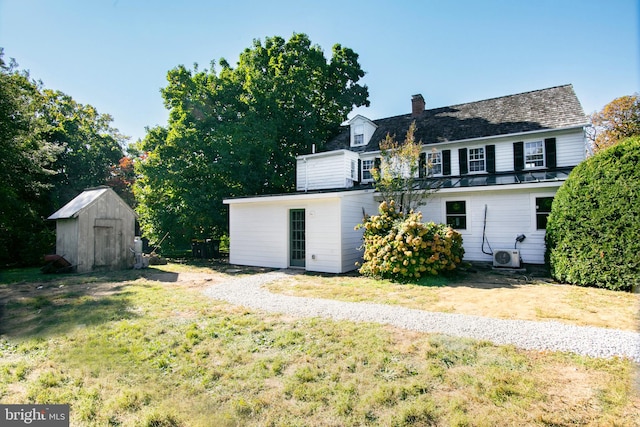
[224,85,589,273]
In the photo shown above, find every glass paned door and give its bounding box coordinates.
[289,209,306,267]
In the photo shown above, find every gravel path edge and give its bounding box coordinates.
[203,270,640,362]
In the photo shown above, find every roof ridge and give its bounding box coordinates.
[368,84,575,125]
[436,84,574,110]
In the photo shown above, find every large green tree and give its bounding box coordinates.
[40,90,127,207]
[135,33,369,247]
[0,49,127,265]
[0,51,60,264]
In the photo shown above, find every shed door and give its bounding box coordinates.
[289,209,305,268]
[94,219,121,268]
[94,226,115,267]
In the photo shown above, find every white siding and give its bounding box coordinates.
[296,129,585,188]
[417,185,561,264]
[555,132,586,166]
[420,128,586,175]
[296,150,359,191]
[495,143,514,172]
[226,190,376,273]
[305,199,343,273]
[228,202,289,269]
[340,193,379,272]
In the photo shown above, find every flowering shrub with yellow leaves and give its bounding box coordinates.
[356,200,464,280]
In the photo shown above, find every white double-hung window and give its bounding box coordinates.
[362,159,374,181]
[353,124,365,146]
[428,152,442,175]
[468,147,485,172]
[525,141,544,168]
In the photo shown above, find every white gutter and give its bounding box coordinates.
[224,188,376,204]
[433,180,565,193]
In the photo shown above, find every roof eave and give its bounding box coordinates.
[358,123,589,155]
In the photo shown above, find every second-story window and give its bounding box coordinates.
[525,141,544,168]
[428,152,442,175]
[362,159,374,180]
[469,147,485,172]
[353,124,365,146]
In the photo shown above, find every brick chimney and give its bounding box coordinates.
[411,94,425,117]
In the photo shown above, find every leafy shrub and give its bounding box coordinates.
[545,136,640,291]
[357,200,464,281]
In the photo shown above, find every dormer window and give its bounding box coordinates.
[353,124,365,146]
[349,115,377,148]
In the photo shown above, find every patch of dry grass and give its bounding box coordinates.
[266,272,640,330]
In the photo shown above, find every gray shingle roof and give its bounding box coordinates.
[324,84,589,153]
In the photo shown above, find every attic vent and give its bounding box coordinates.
[412,94,425,117]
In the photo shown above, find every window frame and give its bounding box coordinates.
[361,159,374,181]
[468,147,486,173]
[534,195,554,230]
[352,124,365,146]
[445,200,468,230]
[428,151,442,176]
[525,140,545,169]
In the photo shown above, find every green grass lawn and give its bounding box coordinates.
[0,264,638,426]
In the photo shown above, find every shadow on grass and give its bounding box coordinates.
[0,286,138,339]
[0,268,169,339]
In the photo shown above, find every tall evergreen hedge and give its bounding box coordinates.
[545,136,640,291]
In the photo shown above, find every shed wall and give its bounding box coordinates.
[55,219,79,268]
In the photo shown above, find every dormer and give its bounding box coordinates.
[348,115,377,148]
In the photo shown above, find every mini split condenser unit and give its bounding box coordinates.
[493,249,521,268]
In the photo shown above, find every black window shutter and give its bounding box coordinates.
[513,141,524,171]
[373,157,381,180]
[486,145,496,173]
[458,148,468,175]
[357,159,362,183]
[545,138,557,169]
[442,149,451,175]
[419,152,426,178]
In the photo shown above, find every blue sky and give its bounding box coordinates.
[1,0,638,144]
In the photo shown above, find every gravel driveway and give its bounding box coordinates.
[204,270,640,362]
